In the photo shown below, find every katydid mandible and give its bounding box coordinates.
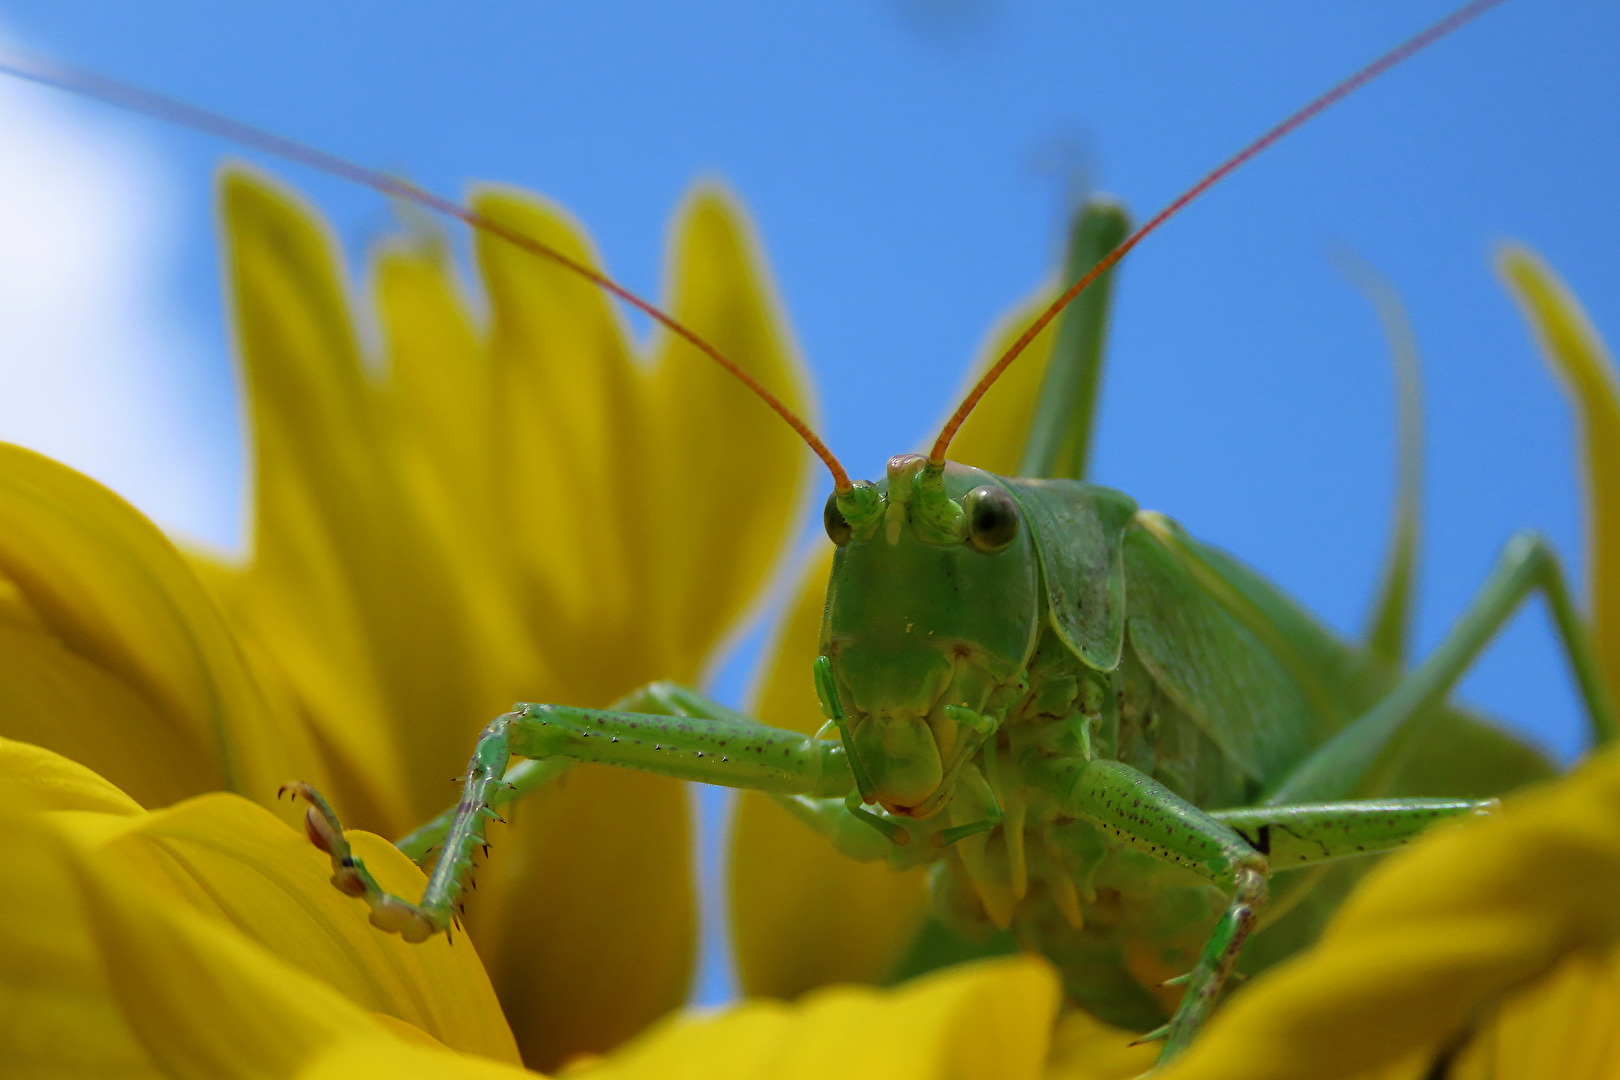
[12,0,1615,1066]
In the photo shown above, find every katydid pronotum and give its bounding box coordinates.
[9,0,1615,1066]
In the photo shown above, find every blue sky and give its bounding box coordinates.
[0,0,1614,1001]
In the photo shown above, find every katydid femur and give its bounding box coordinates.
[14,0,1614,1065]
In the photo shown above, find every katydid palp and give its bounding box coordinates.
[8,0,1615,1066]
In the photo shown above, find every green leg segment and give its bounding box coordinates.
[288,681,852,942]
[392,681,752,860]
[1212,797,1493,869]
[1033,758,1499,1063]
[1268,532,1617,806]
[1044,757,1267,1064]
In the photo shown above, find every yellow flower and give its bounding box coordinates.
[0,165,1145,1077]
[1146,247,1620,1080]
[2,731,1078,1079]
[205,170,815,1068]
[0,167,814,1070]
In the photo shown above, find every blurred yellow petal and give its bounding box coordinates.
[643,186,814,679]
[0,442,316,805]
[947,293,1060,476]
[223,169,479,830]
[473,189,648,686]
[732,549,932,997]
[1156,745,1620,1080]
[583,956,1058,1080]
[466,190,695,1068]
[299,1037,539,1080]
[221,172,816,1067]
[1498,245,1620,718]
[1043,1009,1158,1080]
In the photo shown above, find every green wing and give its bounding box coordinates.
[1121,516,1335,788]
[1000,478,1136,673]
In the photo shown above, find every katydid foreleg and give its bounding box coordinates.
[291,685,854,942]
[391,681,764,859]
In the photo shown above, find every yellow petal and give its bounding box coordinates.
[583,956,1059,1080]
[54,800,536,1080]
[1157,745,1620,1080]
[1044,1009,1159,1080]
[0,734,143,815]
[1443,945,1620,1079]
[472,188,649,690]
[946,292,1060,475]
[50,790,519,1063]
[0,791,159,1077]
[375,245,535,711]
[298,1037,539,1080]
[0,442,316,805]
[732,550,932,997]
[467,189,697,1068]
[222,168,481,830]
[1497,245,1620,720]
[642,186,814,680]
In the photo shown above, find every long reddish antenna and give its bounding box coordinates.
[931,0,1511,465]
[0,53,852,492]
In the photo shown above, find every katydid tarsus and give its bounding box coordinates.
[10,0,1616,1066]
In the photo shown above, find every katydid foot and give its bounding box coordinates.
[280,780,468,943]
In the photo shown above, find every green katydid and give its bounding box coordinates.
[10,0,1616,1065]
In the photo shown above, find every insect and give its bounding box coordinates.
[7,0,1613,1066]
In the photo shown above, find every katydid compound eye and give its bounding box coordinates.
[964,485,1019,554]
[824,492,853,546]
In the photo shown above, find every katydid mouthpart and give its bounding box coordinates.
[10,0,1615,1066]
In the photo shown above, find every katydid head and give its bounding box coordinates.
[819,456,1041,817]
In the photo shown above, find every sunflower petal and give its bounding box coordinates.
[0,442,314,805]
[1156,746,1620,1080]
[946,293,1060,476]
[643,186,813,679]
[222,169,499,830]
[732,550,932,997]
[0,791,158,1077]
[583,956,1058,1080]
[59,800,538,1080]
[48,789,521,1063]
[0,734,143,815]
[462,190,697,1068]
[473,188,647,685]
[1497,245,1620,722]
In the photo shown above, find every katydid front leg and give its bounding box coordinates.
[288,683,852,942]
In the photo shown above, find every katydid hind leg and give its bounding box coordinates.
[1267,532,1617,806]
[288,682,854,941]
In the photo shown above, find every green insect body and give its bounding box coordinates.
[289,190,1615,1064]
